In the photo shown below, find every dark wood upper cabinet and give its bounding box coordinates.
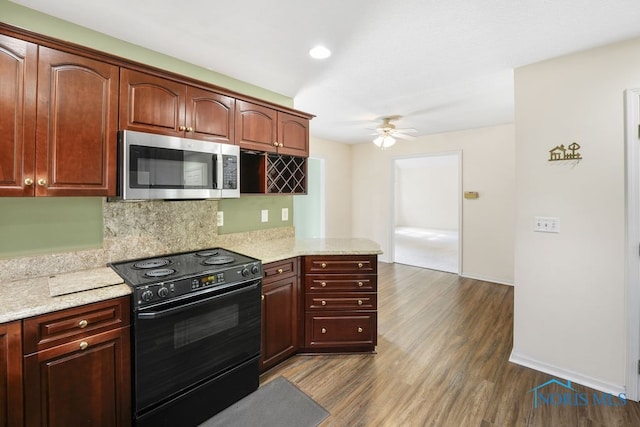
[277,111,309,157]
[236,100,309,156]
[36,47,119,196]
[0,34,37,197]
[120,68,235,143]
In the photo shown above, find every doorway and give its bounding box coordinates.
[392,153,461,273]
[294,157,325,238]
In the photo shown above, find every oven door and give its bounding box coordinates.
[133,279,261,413]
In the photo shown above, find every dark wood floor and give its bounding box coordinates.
[260,262,640,426]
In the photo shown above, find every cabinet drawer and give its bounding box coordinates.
[305,275,377,292]
[305,313,377,349]
[263,258,298,284]
[23,296,130,354]
[304,255,377,274]
[305,293,377,311]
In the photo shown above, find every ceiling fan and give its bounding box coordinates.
[369,117,417,149]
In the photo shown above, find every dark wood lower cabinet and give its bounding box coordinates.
[23,297,131,427]
[0,321,23,427]
[260,258,300,372]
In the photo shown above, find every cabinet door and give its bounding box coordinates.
[0,321,23,427]
[24,327,131,427]
[235,100,277,152]
[277,112,309,157]
[186,86,235,143]
[119,68,186,137]
[0,34,37,197]
[261,276,298,372]
[36,47,119,196]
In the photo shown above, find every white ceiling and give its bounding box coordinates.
[12,0,640,144]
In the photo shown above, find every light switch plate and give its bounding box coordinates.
[216,211,224,227]
[261,210,269,223]
[281,208,289,221]
[534,216,560,233]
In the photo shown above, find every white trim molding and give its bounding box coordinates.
[624,88,640,402]
[509,349,626,397]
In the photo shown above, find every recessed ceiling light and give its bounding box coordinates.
[309,45,331,59]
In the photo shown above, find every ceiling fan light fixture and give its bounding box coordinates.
[309,45,331,59]
[373,134,396,149]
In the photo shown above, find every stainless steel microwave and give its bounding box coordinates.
[117,130,240,200]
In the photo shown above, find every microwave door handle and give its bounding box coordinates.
[137,281,259,320]
[212,154,218,189]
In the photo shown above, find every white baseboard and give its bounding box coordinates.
[459,272,514,286]
[509,349,627,398]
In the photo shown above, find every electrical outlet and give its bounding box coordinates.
[216,211,224,227]
[261,210,269,223]
[281,208,289,221]
[534,216,560,233]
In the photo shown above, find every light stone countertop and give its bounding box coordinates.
[0,237,382,324]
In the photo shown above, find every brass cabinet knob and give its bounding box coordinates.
[273,141,279,147]
[321,328,327,334]
[24,178,34,186]
[179,125,186,131]
[279,143,283,147]
[321,263,327,268]
[357,327,363,333]
[261,295,265,301]
[186,127,193,132]
[358,263,364,268]
[358,300,363,306]
[357,281,364,287]
[321,282,327,287]
[78,319,88,328]
[321,300,326,306]
[277,268,283,274]
[79,341,89,350]
[37,178,47,186]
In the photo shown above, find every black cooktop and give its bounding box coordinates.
[109,247,259,287]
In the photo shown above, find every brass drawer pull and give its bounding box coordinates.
[321,263,327,268]
[261,295,265,301]
[321,328,327,334]
[78,319,88,328]
[357,263,364,268]
[357,281,364,287]
[277,268,283,274]
[79,341,89,350]
[321,282,327,287]
[357,327,363,333]
[321,300,327,306]
[357,300,363,306]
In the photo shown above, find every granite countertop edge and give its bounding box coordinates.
[0,237,382,324]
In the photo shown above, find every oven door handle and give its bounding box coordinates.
[137,281,259,320]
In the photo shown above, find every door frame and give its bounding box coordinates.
[389,151,463,274]
[625,88,640,401]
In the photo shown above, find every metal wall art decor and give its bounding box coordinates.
[549,142,582,162]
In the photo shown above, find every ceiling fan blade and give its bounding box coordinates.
[394,133,416,140]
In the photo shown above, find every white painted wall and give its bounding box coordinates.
[395,155,459,230]
[512,37,640,392]
[351,124,515,284]
[308,136,353,238]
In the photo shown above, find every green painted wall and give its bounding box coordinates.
[217,196,293,234]
[0,198,103,259]
[0,0,296,258]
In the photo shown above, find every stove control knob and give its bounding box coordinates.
[141,290,154,302]
[241,268,250,277]
[157,286,169,298]
[251,264,260,275]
